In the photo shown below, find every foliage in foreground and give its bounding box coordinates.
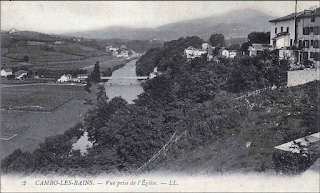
[1,36,316,175]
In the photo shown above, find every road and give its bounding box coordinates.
[1,83,84,88]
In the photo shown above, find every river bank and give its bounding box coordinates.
[73,58,145,154]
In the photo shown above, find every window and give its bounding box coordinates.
[275,28,277,34]
[304,40,309,48]
[310,52,314,58]
[311,15,315,22]
[299,40,303,49]
[314,27,320,35]
[287,27,289,32]
[310,27,313,33]
[311,40,314,47]
[281,27,283,32]
[303,27,310,35]
[314,40,319,48]
[303,52,308,61]
[290,39,293,47]
[314,52,320,61]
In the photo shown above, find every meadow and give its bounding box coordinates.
[1,85,87,111]
[1,84,98,159]
[2,38,127,72]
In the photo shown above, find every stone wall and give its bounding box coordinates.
[287,68,320,87]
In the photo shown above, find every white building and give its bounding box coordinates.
[1,68,13,77]
[248,44,274,57]
[9,28,19,34]
[54,41,65,44]
[269,6,320,67]
[149,67,161,79]
[109,47,119,52]
[184,46,207,59]
[58,74,72,82]
[221,49,237,58]
[14,70,28,80]
[269,12,299,49]
[77,74,88,81]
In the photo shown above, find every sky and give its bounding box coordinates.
[1,1,318,34]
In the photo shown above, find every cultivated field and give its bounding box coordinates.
[2,37,128,72]
[33,55,128,71]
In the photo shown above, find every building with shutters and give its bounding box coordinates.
[269,6,320,68]
[296,8,320,67]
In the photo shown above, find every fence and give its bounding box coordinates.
[235,86,277,100]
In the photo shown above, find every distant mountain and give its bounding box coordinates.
[64,9,274,41]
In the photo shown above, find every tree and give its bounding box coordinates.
[85,81,92,93]
[96,84,108,105]
[228,43,241,51]
[209,34,225,48]
[23,55,29,62]
[247,31,270,44]
[91,61,101,83]
[28,70,33,78]
[240,42,251,53]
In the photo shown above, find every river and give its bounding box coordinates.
[72,58,144,154]
[104,59,144,104]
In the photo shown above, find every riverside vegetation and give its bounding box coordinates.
[2,36,319,175]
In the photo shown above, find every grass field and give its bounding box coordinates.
[2,55,127,73]
[1,99,93,159]
[1,84,98,159]
[33,55,127,70]
[2,39,127,71]
[1,85,88,111]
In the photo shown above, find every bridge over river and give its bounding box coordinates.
[101,76,148,80]
[104,59,145,103]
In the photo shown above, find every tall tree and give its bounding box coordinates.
[247,31,270,44]
[209,34,225,48]
[91,61,101,83]
[96,84,108,105]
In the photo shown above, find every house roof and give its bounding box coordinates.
[249,44,273,51]
[299,7,320,18]
[185,46,196,50]
[269,12,303,22]
[14,70,28,77]
[2,68,13,72]
[275,132,319,153]
[270,7,320,22]
[77,74,88,77]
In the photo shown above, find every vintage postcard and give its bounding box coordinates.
[1,1,319,192]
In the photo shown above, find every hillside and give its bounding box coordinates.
[64,9,273,41]
[148,81,319,174]
[2,36,318,176]
[1,32,109,67]
[0,32,136,74]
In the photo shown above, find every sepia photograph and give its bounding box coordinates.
[0,1,319,192]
